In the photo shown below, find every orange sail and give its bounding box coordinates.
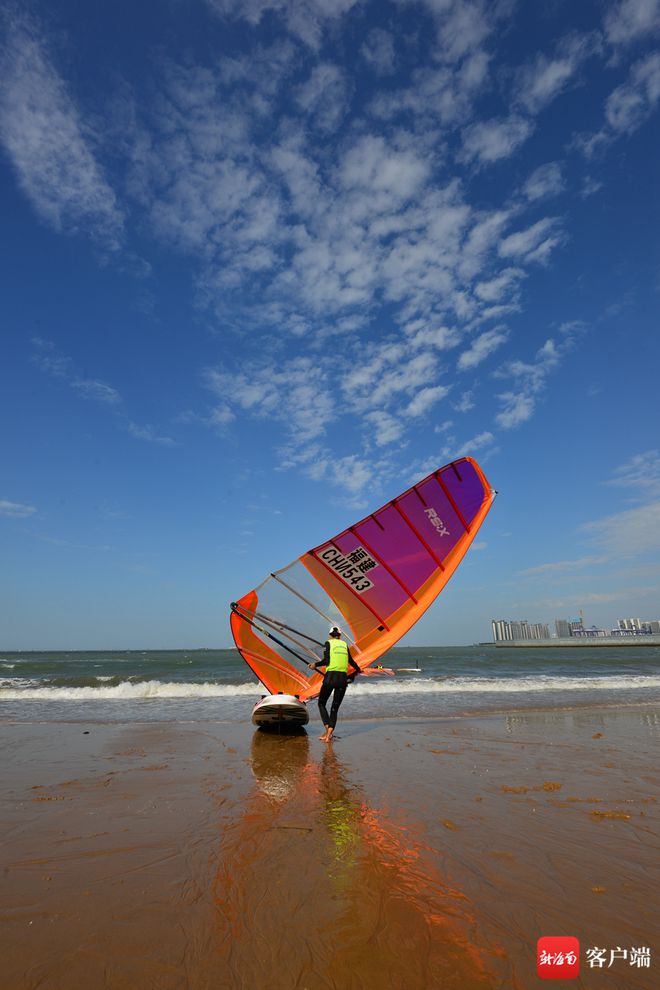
[230,457,495,701]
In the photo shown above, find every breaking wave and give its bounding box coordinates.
[1,674,659,703]
[0,680,261,701]
[349,674,660,695]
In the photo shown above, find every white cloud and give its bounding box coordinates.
[433,429,495,465]
[71,379,122,405]
[492,321,584,430]
[457,326,508,369]
[516,33,599,115]
[404,385,450,417]
[581,176,604,197]
[578,52,660,154]
[527,586,660,610]
[582,501,660,556]
[499,217,563,264]
[474,267,525,302]
[309,452,375,498]
[604,0,660,46]
[461,114,533,165]
[209,405,236,428]
[452,391,474,413]
[0,499,37,518]
[366,411,405,446]
[204,0,360,48]
[204,358,336,444]
[520,556,609,576]
[295,63,350,132]
[126,422,176,446]
[495,391,535,428]
[422,0,493,63]
[369,53,490,127]
[452,430,494,457]
[32,340,125,406]
[605,52,660,133]
[606,450,660,498]
[30,339,177,445]
[0,14,123,248]
[522,162,564,201]
[361,28,396,75]
[338,134,431,200]
[30,337,72,378]
[458,209,512,280]
[346,348,440,410]
[128,58,541,352]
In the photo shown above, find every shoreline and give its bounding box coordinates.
[3,693,659,727]
[2,704,657,989]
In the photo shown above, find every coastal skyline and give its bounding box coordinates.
[2,0,660,649]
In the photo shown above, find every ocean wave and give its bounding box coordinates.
[0,680,261,701]
[1,674,659,703]
[348,674,660,695]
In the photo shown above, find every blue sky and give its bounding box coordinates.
[1,0,659,649]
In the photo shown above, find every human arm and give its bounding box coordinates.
[347,647,361,674]
[346,647,361,682]
[308,642,330,672]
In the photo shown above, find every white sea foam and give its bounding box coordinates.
[348,675,660,695]
[0,680,261,701]
[1,674,659,703]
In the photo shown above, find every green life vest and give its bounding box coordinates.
[326,638,349,673]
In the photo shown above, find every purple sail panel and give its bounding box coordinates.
[354,506,436,596]
[397,476,463,564]
[439,460,488,528]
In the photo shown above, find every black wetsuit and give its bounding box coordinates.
[315,641,361,730]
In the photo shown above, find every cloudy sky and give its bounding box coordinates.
[1,0,659,648]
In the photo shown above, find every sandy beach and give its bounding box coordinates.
[1,705,657,990]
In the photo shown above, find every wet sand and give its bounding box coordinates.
[1,706,657,989]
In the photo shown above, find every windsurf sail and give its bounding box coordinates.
[230,456,495,701]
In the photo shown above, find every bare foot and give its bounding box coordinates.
[325,728,334,743]
[319,731,328,741]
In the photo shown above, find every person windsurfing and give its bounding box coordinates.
[308,626,361,743]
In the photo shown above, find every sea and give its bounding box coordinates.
[1,645,659,723]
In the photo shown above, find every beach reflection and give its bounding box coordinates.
[212,730,498,990]
[503,706,660,738]
[250,726,310,802]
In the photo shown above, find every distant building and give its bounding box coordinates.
[572,625,607,638]
[492,619,549,642]
[491,620,512,642]
[618,618,643,632]
[494,613,660,643]
[612,618,658,636]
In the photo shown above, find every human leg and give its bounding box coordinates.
[318,678,332,739]
[328,680,347,729]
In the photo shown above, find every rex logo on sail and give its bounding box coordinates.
[424,507,450,538]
